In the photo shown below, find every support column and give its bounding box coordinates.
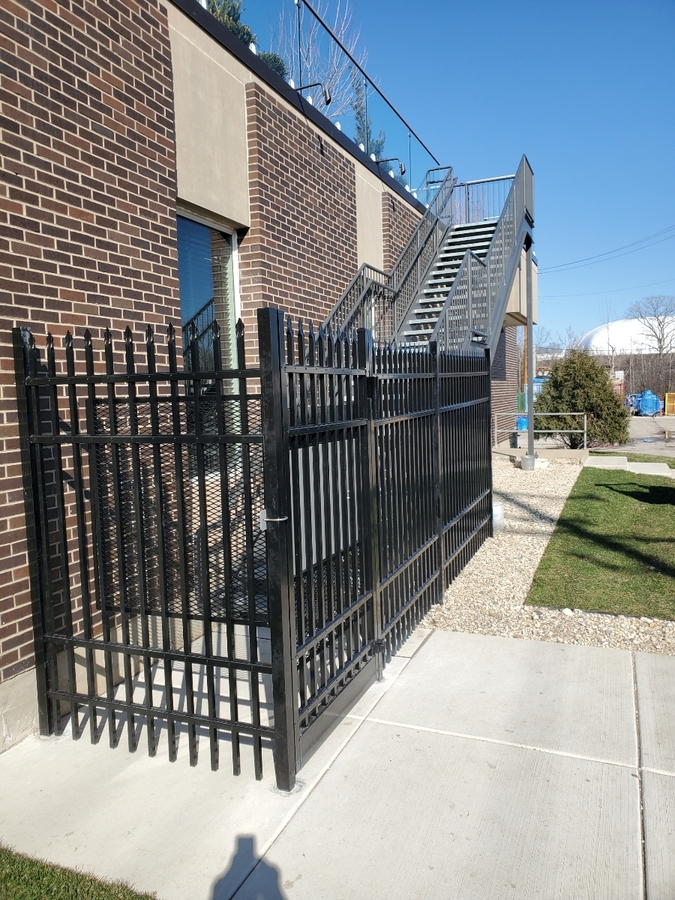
[523,238,536,470]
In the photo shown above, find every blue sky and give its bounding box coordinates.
[353,0,675,341]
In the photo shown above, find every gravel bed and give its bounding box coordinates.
[423,454,675,656]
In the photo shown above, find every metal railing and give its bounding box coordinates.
[452,175,515,226]
[431,155,534,356]
[322,263,393,335]
[15,310,494,791]
[324,166,455,339]
[198,0,439,193]
[182,296,215,371]
[387,166,455,336]
[493,411,588,449]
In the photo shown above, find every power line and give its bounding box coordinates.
[538,225,675,273]
[540,277,675,299]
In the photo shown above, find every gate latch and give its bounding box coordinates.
[259,510,289,531]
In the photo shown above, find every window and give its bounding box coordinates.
[177,215,238,370]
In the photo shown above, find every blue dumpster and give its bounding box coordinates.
[637,390,660,416]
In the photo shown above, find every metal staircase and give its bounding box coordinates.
[401,220,497,342]
[325,156,534,363]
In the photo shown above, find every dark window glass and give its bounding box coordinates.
[177,216,215,324]
[177,215,237,370]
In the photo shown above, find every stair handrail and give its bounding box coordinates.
[324,166,455,340]
[323,263,389,340]
[432,250,487,353]
[430,155,534,355]
[386,166,455,338]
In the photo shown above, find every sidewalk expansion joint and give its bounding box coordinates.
[632,651,648,900]
[225,656,414,899]
[367,716,638,770]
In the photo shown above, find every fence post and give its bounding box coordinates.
[430,340,445,601]
[12,328,52,735]
[486,348,494,538]
[258,307,297,792]
[357,329,383,678]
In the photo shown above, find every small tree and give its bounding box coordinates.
[208,0,288,79]
[208,0,254,44]
[534,351,629,449]
[350,69,385,159]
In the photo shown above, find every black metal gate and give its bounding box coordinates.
[258,308,492,788]
[13,322,273,781]
[14,308,492,791]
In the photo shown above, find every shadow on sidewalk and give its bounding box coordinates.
[211,835,288,900]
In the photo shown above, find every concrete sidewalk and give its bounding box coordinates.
[0,631,673,899]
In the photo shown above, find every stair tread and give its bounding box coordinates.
[399,217,499,342]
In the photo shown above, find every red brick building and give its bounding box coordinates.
[0,0,522,747]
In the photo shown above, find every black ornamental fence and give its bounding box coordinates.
[13,307,492,791]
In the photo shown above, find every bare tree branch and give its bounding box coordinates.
[626,295,675,355]
[270,0,367,119]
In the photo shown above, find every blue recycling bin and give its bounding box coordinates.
[637,390,660,416]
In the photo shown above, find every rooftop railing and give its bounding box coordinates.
[198,0,439,196]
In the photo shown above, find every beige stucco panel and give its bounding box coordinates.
[162,2,423,242]
[504,250,538,326]
[0,668,38,754]
[356,169,384,270]
[165,3,250,228]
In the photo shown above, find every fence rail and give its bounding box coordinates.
[493,411,588,449]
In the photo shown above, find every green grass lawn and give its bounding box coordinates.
[527,467,675,620]
[589,451,675,468]
[0,846,155,900]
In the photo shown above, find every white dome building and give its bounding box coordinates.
[578,318,667,354]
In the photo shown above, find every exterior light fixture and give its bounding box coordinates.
[335,122,342,131]
[295,81,331,106]
[249,42,257,55]
[375,157,406,177]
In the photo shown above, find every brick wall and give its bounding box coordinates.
[238,82,358,356]
[491,326,521,443]
[382,191,420,272]
[0,0,179,684]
